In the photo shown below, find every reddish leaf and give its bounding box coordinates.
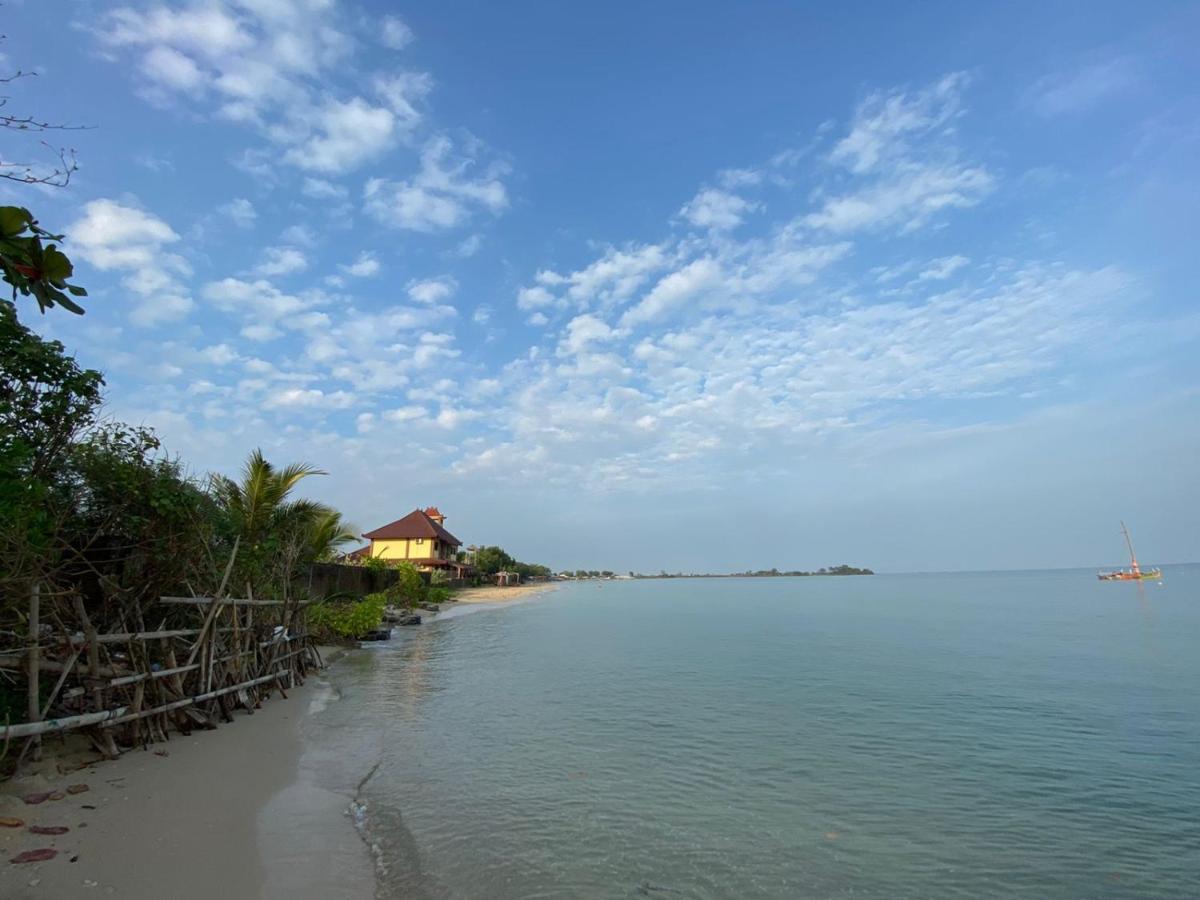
[12,848,57,864]
[22,792,53,805]
[29,825,69,835]
[0,817,24,828]
[66,784,90,795]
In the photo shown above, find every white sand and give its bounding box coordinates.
[453,581,561,603]
[0,653,372,899]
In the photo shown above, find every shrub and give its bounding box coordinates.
[363,555,390,574]
[428,586,453,604]
[387,561,427,608]
[307,592,387,639]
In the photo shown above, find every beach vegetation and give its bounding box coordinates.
[386,561,427,608]
[307,592,387,640]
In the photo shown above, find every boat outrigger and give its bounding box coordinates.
[1097,522,1162,581]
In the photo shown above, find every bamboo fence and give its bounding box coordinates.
[0,550,322,768]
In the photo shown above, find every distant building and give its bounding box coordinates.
[356,507,470,576]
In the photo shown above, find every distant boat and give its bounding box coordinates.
[1097,522,1162,581]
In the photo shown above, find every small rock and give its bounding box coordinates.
[154,750,169,757]
[48,792,65,801]
[67,784,90,795]
[12,848,58,864]
[22,792,53,805]
[29,825,70,835]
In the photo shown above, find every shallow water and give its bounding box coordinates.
[302,570,1200,899]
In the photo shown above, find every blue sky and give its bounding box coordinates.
[6,1,1198,572]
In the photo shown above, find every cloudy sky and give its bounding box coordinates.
[7,1,1198,572]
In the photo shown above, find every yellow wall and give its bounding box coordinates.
[370,538,455,561]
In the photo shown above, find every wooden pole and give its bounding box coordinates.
[0,706,132,740]
[27,583,41,761]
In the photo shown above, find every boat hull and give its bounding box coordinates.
[1097,569,1162,581]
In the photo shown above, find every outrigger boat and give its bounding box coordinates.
[1097,522,1162,581]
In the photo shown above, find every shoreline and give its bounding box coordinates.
[452,581,561,603]
[0,584,562,897]
[0,649,369,899]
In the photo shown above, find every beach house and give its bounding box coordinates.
[358,507,469,575]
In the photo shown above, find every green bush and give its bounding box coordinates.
[386,561,427,608]
[428,586,453,604]
[363,555,389,573]
[307,592,387,639]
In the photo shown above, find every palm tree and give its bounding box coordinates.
[210,449,327,550]
[308,509,359,561]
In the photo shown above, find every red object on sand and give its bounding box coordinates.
[11,848,58,864]
[21,792,53,805]
[29,825,70,835]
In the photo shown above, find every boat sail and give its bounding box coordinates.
[1097,522,1162,581]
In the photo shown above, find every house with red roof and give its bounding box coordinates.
[351,507,470,576]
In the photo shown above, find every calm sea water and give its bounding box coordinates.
[299,569,1200,899]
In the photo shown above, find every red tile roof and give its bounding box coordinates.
[363,509,461,546]
[423,506,444,519]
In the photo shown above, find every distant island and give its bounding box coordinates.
[573,566,868,580]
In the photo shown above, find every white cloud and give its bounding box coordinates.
[199,343,238,365]
[374,71,432,125]
[202,276,324,339]
[279,224,317,247]
[301,177,348,200]
[621,258,722,327]
[270,388,355,409]
[680,188,755,230]
[384,405,427,422]
[141,44,206,91]
[380,16,415,50]
[454,234,482,258]
[341,252,381,278]
[253,245,309,277]
[364,135,508,231]
[917,255,970,281]
[517,285,555,310]
[220,197,257,227]
[69,199,194,326]
[830,72,967,174]
[283,96,396,173]
[1030,58,1138,117]
[408,277,456,304]
[805,162,993,234]
[560,314,617,355]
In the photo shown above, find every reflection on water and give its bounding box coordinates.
[301,569,1200,899]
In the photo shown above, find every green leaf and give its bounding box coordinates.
[41,245,74,284]
[66,284,88,297]
[0,207,33,238]
[55,293,86,315]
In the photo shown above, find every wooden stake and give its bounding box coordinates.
[27,583,41,761]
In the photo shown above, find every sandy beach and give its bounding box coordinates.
[0,586,561,897]
[453,581,562,603]
[0,650,371,900]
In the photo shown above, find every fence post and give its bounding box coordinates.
[27,582,41,761]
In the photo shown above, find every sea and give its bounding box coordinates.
[283,568,1200,899]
